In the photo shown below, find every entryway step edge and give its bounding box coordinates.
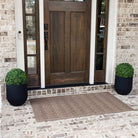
[28,84,114,99]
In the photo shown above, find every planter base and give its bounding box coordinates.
[115,76,133,95]
[6,84,28,106]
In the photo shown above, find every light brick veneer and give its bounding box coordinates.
[116,0,138,93]
[1,90,138,138]
[0,0,17,87]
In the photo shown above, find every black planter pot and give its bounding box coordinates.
[6,84,28,106]
[115,76,133,95]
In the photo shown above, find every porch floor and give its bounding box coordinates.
[1,90,138,138]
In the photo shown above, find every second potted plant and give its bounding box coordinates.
[115,63,134,95]
[5,68,28,106]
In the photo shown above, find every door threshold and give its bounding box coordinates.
[28,82,107,90]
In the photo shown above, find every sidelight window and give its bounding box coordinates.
[23,0,40,87]
[95,0,109,82]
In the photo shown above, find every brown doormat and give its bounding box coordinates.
[30,92,133,122]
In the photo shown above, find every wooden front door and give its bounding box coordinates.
[44,0,91,86]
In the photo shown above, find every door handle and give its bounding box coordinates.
[44,32,48,50]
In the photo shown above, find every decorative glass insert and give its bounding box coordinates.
[27,56,37,74]
[25,0,35,14]
[27,39,36,54]
[26,16,36,35]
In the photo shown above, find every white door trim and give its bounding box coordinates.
[89,0,97,84]
[106,0,118,83]
[15,0,25,71]
[0,85,2,116]
[39,0,45,88]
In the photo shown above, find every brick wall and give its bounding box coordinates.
[0,0,17,86]
[116,0,138,93]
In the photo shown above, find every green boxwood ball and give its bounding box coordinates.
[115,63,134,78]
[5,68,27,85]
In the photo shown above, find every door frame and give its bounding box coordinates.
[15,0,118,88]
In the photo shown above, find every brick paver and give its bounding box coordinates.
[1,90,138,138]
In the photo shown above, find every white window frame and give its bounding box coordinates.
[89,0,118,84]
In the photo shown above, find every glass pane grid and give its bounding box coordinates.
[25,0,38,75]
[27,56,37,74]
[27,40,36,55]
[25,0,35,14]
[26,16,36,35]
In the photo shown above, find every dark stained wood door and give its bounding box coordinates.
[44,0,91,85]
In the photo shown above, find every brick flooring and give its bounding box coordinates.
[1,89,138,138]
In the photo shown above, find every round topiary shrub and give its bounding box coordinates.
[5,68,27,85]
[5,68,28,106]
[115,63,134,95]
[115,63,134,78]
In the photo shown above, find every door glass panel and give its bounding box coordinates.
[26,16,36,35]
[100,0,106,13]
[25,0,35,14]
[27,56,37,74]
[97,18,105,34]
[27,39,36,54]
[96,54,103,70]
[95,0,106,70]
[97,36,104,53]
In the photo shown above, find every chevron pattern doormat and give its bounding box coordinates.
[30,92,133,122]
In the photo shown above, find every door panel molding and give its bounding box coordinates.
[70,12,85,72]
[50,12,65,73]
[49,2,87,11]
